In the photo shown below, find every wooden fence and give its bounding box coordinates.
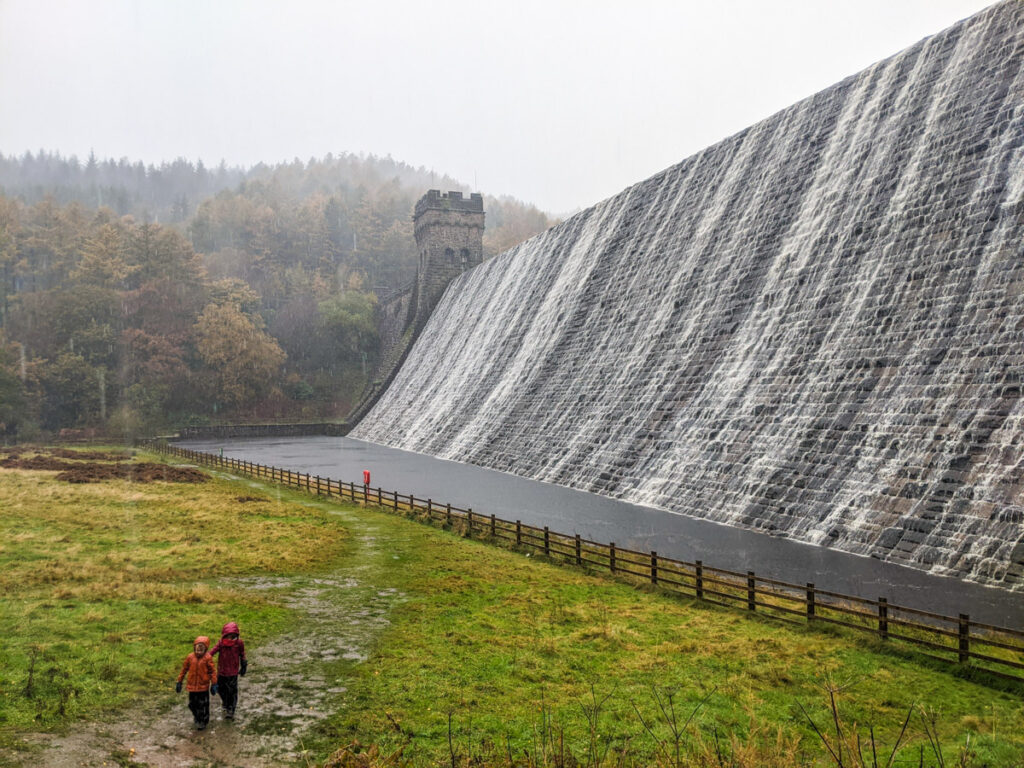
[144,440,1024,683]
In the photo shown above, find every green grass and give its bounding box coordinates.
[3,446,1023,766]
[0,446,348,735]
[305,508,1024,767]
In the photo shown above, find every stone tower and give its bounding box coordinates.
[413,190,485,327]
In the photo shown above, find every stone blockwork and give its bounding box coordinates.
[413,191,485,327]
[375,282,414,365]
[179,423,349,439]
[354,1,1024,589]
[347,191,485,424]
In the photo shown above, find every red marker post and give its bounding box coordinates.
[363,469,371,490]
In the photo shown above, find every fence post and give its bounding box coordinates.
[377,487,382,505]
[467,509,473,533]
[651,551,658,584]
[427,499,432,518]
[446,503,452,525]
[410,495,416,513]
[695,560,703,599]
[878,598,888,640]
[575,534,582,565]
[806,583,815,622]
[516,520,522,546]
[490,514,496,538]
[609,543,616,574]
[747,571,756,611]
[959,614,970,664]
[315,475,321,495]
[394,490,399,510]
[544,526,550,556]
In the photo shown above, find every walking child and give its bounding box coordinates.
[209,621,247,719]
[175,635,218,730]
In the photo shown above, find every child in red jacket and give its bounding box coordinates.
[209,621,247,719]
[175,636,218,730]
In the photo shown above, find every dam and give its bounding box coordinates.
[353,1,1024,589]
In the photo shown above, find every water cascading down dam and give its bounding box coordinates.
[354,1,1024,589]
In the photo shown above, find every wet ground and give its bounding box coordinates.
[0,448,206,483]
[13,477,406,768]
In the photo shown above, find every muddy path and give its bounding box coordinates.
[15,483,407,768]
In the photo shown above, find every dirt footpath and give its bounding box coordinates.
[17,491,405,768]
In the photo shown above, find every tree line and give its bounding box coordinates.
[0,152,555,440]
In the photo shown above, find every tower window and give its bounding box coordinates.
[460,248,470,265]
[445,248,455,263]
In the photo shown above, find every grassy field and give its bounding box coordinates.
[1,446,1022,767]
[305,507,1024,767]
[0,446,348,746]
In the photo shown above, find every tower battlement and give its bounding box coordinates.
[414,189,484,218]
[412,189,485,327]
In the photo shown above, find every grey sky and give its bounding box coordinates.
[0,0,995,214]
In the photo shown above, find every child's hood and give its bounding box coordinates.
[193,635,211,653]
[220,622,241,646]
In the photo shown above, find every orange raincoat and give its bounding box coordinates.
[177,635,218,692]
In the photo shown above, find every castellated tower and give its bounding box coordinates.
[413,190,485,327]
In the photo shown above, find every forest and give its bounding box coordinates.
[0,151,554,439]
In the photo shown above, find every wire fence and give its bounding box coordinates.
[144,439,1024,683]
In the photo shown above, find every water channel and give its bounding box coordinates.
[177,435,1024,628]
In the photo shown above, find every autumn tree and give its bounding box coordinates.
[0,338,30,437]
[194,301,285,411]
[71,218,137,288]
[39,351,103,430]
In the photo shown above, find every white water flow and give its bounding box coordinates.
[355,1,1024,589]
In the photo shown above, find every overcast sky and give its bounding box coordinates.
[0,0,996,214]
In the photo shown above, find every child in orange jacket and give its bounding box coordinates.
[175,636,218,730]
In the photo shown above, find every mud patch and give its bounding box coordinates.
[55,462,208,484]
[0,454,76,470]
[0,448,199,484]
[236,495,269,503]
[0,448,133,467]
[13,498,408,768]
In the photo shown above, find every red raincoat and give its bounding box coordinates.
[210,621,247,676]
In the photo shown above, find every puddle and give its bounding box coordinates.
[14,500,408,768]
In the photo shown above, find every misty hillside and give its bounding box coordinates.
[0,151,556,438]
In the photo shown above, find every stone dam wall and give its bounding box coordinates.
[353,1,1024,588]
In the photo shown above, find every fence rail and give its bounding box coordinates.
[142,439,1024,682]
